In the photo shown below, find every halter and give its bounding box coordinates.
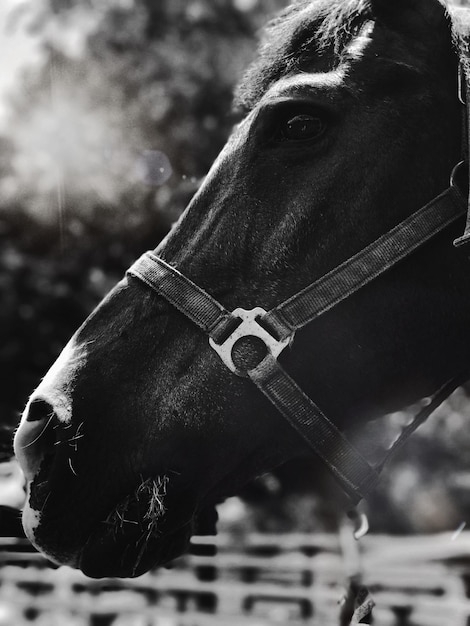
[126,62,470,507]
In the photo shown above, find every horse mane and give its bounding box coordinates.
[451,6,470,77]
[234,0,372,113]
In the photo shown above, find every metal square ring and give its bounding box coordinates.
[209,307,291,377]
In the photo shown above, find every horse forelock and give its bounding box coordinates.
[234,0,459,114]
[234,0,373,113]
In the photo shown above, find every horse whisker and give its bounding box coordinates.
[67,434,84,443]
[68,457,78,476]
[41,491,52,512]
[65,423,85,453]
[138,475,169,525]
[132,524,162,577]
[105,475,171,541]
[19,413,55,449]
[132,541,148,577]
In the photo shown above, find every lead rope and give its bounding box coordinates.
[374,372,470,476]
[337,371,468,626]
[338,510,374,625]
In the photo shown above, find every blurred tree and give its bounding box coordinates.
[0,0,287,428]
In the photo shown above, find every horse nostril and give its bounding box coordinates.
[26,399,54,423]
[15,399,60,483]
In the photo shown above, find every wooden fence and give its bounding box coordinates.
[1,531,470,625]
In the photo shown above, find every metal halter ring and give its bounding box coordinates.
[209,307,291,377]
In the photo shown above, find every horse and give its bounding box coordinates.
[13,0,470,582]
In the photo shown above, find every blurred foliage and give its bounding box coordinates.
[3,0,470,536]
[0,0,287,428]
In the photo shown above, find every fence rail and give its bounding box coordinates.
[1,532,470,625]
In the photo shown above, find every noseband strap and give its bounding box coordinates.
[124,253,236,343]
[127,172,466,506]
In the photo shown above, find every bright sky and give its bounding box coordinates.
[0,0,40,123]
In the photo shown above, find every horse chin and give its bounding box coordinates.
[78,476,198,578]
[79,498,220,578]
[79,518,193,579]
[26,470,199,578]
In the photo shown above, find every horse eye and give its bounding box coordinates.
[280,114,325,141]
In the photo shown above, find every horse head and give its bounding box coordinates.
[14,0,470,578]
